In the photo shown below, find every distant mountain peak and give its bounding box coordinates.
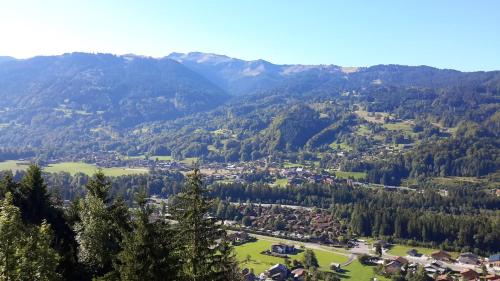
[0,56,16,64]
[168,52,235,64]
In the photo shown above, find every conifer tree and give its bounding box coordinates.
[0,193,60,281]
[171,169,224,281]
[16,221,61,281]
[0,193,23,280]
[20,164,51,224]
[0,172,19,200]
[74,170,128,277]
[214,235,244,281]
[116,189,178,280]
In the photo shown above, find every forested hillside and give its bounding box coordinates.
[0,52,498,185]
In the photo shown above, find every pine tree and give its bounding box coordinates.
[171,169,224,281]
[85,169,111,203]
[302,249,319,269]
[116,189,178,280]
[0,193,23,280]
[74,171,127,277]
[20,164,51,224]
[16,221,61,281]
[0,193,60,281]
[0,172,19,200]
[214,235,243,281]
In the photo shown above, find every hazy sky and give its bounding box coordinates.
[0,0,499,71]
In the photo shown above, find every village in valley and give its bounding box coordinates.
[143,197,500,281]
[225,231,500,281]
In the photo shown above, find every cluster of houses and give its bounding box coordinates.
[379,253,500,280]
[375,246,500,281]
[233,205,346,245]
[271,167,336,186]
[242,263,309,281]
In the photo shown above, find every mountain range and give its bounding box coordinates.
[0,52,498,183]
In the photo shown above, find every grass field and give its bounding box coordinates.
[123,154,173,161]
[235,236,389,280]
[180,157,198,165]
[0,160,31,172]
[329,142,353,152]
[44,162,148,176]
[354,110,389,124]
[356,125,372,136]
[342,260,389,280]
[333,171,366,180]
[150,155,173,161]
[283,161,304,168]
[273,178,288,187]
[235,239,347,274]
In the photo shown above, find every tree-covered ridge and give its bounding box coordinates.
[367,120,500,185]
[0,52,499,185]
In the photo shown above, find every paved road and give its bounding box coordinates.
[250,233,351,258]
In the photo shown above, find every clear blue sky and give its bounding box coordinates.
[0,0,499,71]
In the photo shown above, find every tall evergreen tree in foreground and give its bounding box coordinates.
[0,193,60,281]
[74,169,128,278]
[17,164,79,280]
[116,189,179,281]
[20,164,51,224]
[171,169,241,281]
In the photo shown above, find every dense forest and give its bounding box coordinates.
[210,182,500,255]
[5,167,498,256]
[0,166,242,281]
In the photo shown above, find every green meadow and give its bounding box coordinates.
[333,171,366,180]
[235,238,347,274]
[0,160,31,172]
[44,162,148,176]
[235,236,389,280]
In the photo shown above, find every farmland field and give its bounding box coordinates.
[44,162,148,176]
[333,171,366,180]
[123,154,173,161]
[283,161,304,168]
[273,178,288,187]
[150,155,173,161]
[0,160,31,172]
[180,157,199,165]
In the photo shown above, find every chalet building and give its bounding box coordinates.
[271,244,296,255]
[227,231,251,245]
[424,261,447,275]
[460,269,479,281]
[291,268,307,281]
[458,252,479,265]
[266,264,288,281]
[407,249,419,257]
[241,268,256,281]
[435,274,453,281]
[488,253,500,267]
[431,250,453,262]
[484,275,500,281]
[384,256,409,274]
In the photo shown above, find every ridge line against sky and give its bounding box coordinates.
[0,0,499,71]
[3,51,499,73]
